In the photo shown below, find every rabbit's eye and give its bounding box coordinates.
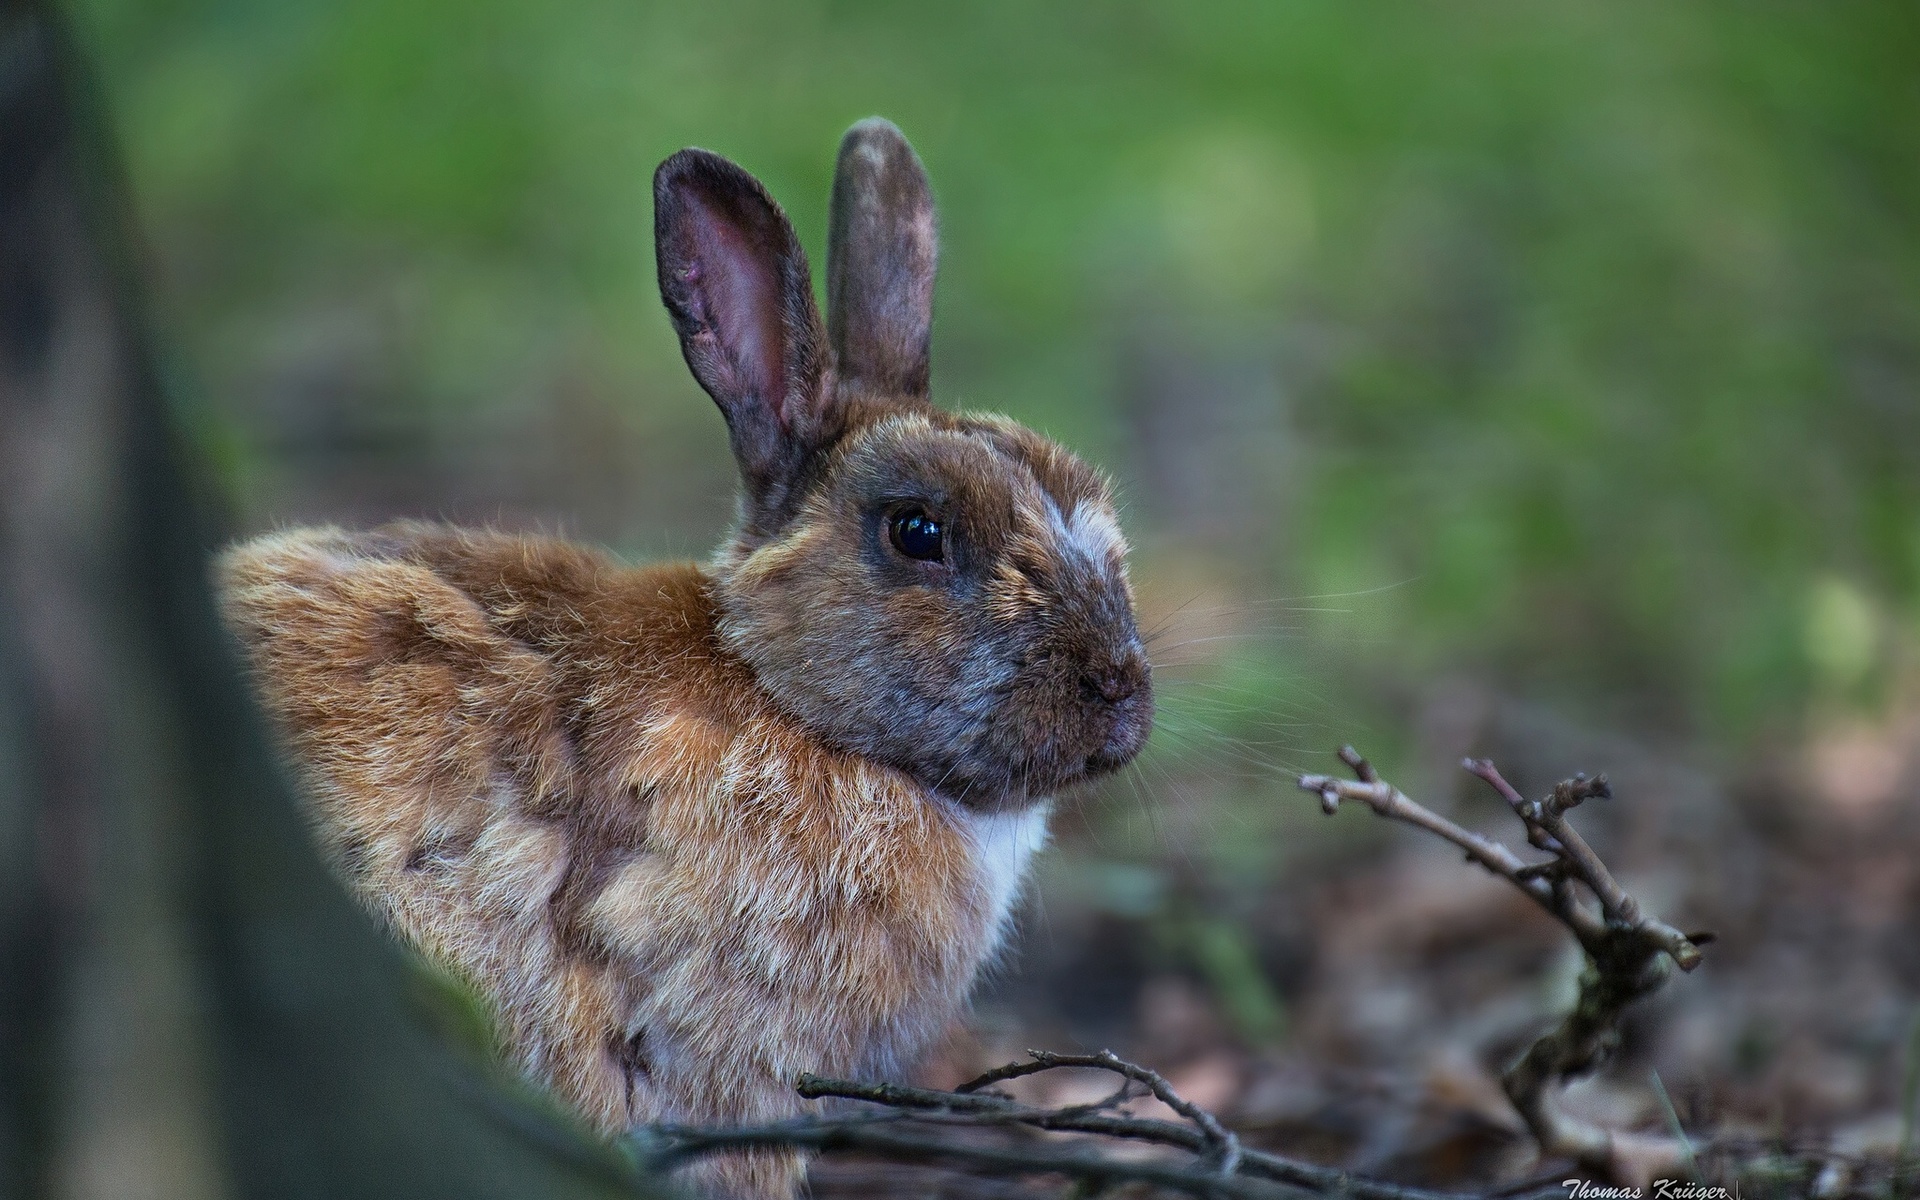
[888,508,944,562]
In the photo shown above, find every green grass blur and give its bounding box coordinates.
[73,0,1920,765]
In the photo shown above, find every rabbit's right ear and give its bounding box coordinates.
[827,118,937,400]
[655,149,832,532]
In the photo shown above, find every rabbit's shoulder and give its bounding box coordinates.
[216,522,749,874]
[220,522,784,1128]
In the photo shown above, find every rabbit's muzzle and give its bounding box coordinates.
[979,582,1154,804]
[1081,643,1153,774]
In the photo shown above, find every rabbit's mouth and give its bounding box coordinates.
[1080,684,1155,781]
[1085,724,1150,779]
[954,669,1155,807]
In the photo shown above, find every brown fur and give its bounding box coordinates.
[222,525,1002,1195]
[217,121,1150,1198]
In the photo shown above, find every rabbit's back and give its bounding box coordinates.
[218,523,1032,1148]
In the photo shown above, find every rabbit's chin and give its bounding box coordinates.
[930,694,1155,813]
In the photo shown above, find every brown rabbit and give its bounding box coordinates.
[219,119,1152,1198]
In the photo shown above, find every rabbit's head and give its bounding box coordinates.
[655,120,1150,811]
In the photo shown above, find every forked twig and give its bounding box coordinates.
[1297,747,1710,1183]
[634,1049,1565,1199]
[956,1048,1242,1173]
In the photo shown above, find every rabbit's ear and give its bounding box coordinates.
[655,149,832,525]
[827,118,937,400]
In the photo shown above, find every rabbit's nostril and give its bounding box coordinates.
[1083,667,1136,705]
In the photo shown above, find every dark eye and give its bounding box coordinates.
[888,507,945,562]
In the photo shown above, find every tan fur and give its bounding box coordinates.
[220,524,1011,1197]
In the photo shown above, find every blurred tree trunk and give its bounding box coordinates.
[0,3,661,1196]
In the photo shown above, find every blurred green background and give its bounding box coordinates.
[74,0,1920,765]
[59,1,1920,1180]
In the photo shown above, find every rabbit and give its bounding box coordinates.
[217,118,1153,1199]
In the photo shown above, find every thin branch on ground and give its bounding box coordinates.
[633,1049,1567,1200]
[636,1114,1290,1199]
[1297,746,1712,1184]
[955,1048,1242,1173]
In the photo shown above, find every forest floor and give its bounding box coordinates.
[807,694,1920,1198]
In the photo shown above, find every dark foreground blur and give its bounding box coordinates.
[24,0,1920,1195]
[1,6,659,1196]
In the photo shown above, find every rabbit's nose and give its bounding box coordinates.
[1081,650,1148,705]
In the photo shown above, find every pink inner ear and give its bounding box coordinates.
[682,187,789,428]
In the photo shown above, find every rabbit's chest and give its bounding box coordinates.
[709,772,1047,985]
[958,803,1051,961]
[606,732,1047,1061]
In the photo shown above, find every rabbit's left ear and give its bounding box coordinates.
[827,118,938,400]
[655,148,836,533]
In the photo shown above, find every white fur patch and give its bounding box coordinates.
[963,803,1052,955]
[1036,493,1127,571]
[1066,502,1126,564]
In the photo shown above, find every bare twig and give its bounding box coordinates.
[955,1048,1241,1173]
[635,1114,1292,1198]
[803,1062,1491,1199]
[634,1050,1561,1200]
[1297,747,1711,1184]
